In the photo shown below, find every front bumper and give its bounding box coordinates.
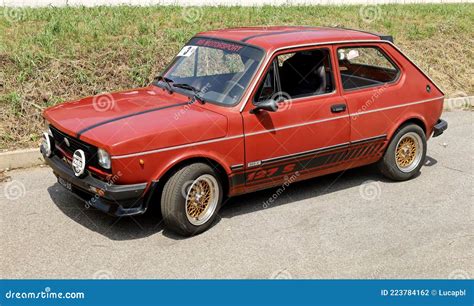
[42,148,149,216]
[432,119,448,137]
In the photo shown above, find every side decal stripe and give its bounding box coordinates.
[356,145,371,159]
[230,138,387,190]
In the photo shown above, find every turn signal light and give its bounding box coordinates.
[89,186,105,197]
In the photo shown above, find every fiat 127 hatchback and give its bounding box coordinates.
[41,26,447,236]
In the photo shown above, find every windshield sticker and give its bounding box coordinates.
[195,39,244,53]
[177,46,198,57]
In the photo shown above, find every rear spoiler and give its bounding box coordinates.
[378,35,394,43]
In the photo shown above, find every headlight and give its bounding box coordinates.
[44,119,53,136]
[41,132,53,157]
[97,148,111,169]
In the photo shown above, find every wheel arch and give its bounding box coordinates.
[388,115,428,141]
[151,154,231,203]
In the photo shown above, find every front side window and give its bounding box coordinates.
[337,46,399,90]
[278,49,334,99]
[160,37,263,106]
[254,48,335,103]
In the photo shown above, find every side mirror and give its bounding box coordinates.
[250,98,280,114]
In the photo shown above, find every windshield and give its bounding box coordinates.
[157,37,264,106]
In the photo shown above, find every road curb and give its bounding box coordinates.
[0,96,471,171]
[443,95,473,110]
[0,148,44,171]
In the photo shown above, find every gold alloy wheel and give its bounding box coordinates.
[394,132,423,173]
[185,174,219,226]
[396,137,417,167]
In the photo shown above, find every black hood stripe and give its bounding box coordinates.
[77,102,189,138]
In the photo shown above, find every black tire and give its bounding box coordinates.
[378,124,427,181]
[161,163,223,236]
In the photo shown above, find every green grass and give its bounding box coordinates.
[0,4,473,149]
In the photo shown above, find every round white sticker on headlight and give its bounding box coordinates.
[72,149,86,177]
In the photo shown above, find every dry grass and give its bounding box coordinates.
[0,4,473,150]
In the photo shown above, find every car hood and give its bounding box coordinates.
[44,86,229,156]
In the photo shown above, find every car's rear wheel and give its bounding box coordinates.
[378,124,427,181]
[161,163,223,236]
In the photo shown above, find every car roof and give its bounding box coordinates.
[197,26,384,51]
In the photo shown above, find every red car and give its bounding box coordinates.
[41,26,447,236]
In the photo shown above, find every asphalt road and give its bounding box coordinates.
[1,110,472,279]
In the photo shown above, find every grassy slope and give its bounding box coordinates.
[0,4,473,149]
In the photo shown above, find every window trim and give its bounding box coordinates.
[335,45,401,93]
[253,58,282,104]
[252,46,337,105]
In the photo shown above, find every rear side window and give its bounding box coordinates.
[337,46,399,90]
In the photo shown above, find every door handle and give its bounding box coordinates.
[331,104,347,113]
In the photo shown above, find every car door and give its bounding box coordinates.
[241,45,351,190]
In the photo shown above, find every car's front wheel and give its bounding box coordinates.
[378,124,427,181]
[161,163,223,236]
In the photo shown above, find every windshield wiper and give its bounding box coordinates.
[154,75,174,94]
[172,83,206,104]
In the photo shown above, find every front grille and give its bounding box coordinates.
[50,125,100,168]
